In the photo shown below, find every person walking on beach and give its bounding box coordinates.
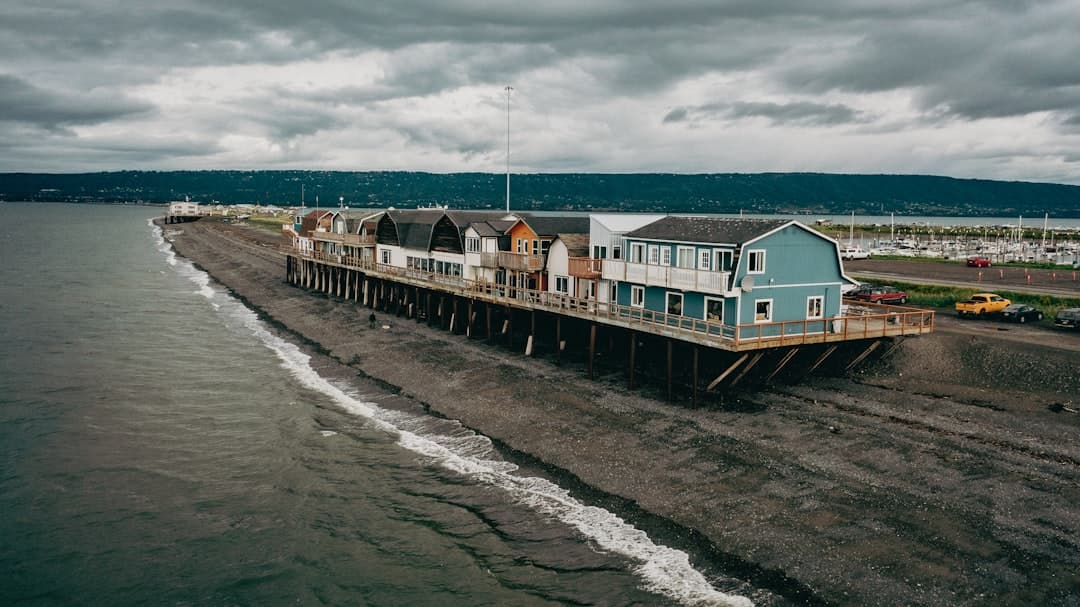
[368,312,377,329]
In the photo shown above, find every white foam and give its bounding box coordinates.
[320,430,337,437]
[152,222,753,607]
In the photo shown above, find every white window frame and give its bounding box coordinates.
[647,245,660,265]
[380,249,391,265]
[676,246,695,269]
[754,298,773,323]
[660,247,672,267]
[704,296,724,323]
[592,245,607,259]
[666,291,684,316]
[532,239,540,256]
[466,237,481,253]
[630,243,645,263]
[747,249,766,274]
[698,249,711,271]
[555,275,569,294]
[714,249,733,272]
[807,295,824,320]
[631,285,645,308]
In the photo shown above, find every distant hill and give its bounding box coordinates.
[2,170,1078,217]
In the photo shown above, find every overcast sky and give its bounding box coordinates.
[3,1,1080,184]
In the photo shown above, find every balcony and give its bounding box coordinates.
[568,257,602,279]
[312,231,344,243]
[498,251,546,272]
[602,260,729,295]
[343,234,375,246]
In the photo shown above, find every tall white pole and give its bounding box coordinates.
[505,85,513,213]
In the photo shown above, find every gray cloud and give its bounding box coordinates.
[0,0,1079,182]
[664,101,865,126]
[0,74,153,130]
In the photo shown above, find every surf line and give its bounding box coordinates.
[156,221,754,607]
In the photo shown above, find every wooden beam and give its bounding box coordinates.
[486,304,493,342]
[707,354,749,391]
[730,352,765,387]
[692,345,699,405]
[666,339,674,401]
[555,316,562,365]
[628,331,636,389]
[588,322,597,379]
[807,345,838,374]
[845,340,882,372]
[766,347,800,383]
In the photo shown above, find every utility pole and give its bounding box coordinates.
[505,85,513,213]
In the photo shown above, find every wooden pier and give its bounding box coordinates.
[284,248,934,400]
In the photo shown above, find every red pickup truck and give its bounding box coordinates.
[854,285,908,305]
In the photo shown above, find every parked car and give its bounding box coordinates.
[854,285,908,305]
[840,246,871,260]
[1054,308,1080,330]
[966,256,991,267]
[955,293,1011,318]
[844,283,877,299]
[1000,304,1043,323]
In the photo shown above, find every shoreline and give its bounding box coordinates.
[163,218,1080,606]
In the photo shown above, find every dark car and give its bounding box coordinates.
[854,285,908,305]
[1055,308,1080,330]
[966,256,991,267]
[844,283,877,299]
[1000,304,1043,323]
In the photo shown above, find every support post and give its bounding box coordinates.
[692,346,699,406]
[588,323,597,379]
[555,316,562,366]
[666,339,674,402]
[628,330,636,389]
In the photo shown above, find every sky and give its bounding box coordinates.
[3,1,1080,184]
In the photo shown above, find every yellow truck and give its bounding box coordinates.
[955,293,1011,318]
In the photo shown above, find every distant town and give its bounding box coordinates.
[4,170,1080,217]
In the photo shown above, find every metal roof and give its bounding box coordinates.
[624,216,790,245]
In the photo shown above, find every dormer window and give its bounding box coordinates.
[747,249,766,274]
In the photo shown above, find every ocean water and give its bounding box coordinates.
[0,203,759,606]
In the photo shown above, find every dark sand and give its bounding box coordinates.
[164,220,1080,606]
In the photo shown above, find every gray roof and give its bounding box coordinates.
[469,218,517,237]
[624,217,790,245]
[556,233,590,256]
[518,215,590,236]
[386,209,445,249]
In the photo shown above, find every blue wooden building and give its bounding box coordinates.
[602,217,856,338]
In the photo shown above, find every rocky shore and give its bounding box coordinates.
[163,219,1080,607]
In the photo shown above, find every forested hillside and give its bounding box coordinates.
[2,170,1078,217]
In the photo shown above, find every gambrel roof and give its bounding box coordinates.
[625,217,790,246]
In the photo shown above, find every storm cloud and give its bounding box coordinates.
[1,0,1079,184]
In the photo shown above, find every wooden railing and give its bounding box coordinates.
[285,246,934,351]
[602,260,730,295]
[498,251,546,272]
[478,252,500,268]
[568,257,602,278]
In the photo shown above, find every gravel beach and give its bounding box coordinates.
[163,219,1080,606]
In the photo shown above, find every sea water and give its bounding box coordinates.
[0,203,762,606]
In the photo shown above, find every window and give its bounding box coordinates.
[754,299,773,323]
[586,281,596,299]
[631,285,645,307]
[609,282,618,302]
[593,245,607,259]
[705,297,724,322]
[699,249,711,271]
[541,240,551,255]
[714,250,733,272]
[555,275,569,293]
[466,237,481,253]
[517,239,526,254]
[661,247,672,266]
[647,245,659,265]
[677,246,695,269]
[666,292,683,316]
[380,249,391,265]
[807,296,824,320]
[612,245,622,259]
[532,240,539,256]
[630,243,645,263]
[747,249,766,274]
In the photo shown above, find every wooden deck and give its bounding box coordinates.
[286,247,934,352]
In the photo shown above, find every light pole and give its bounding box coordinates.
[505,85,512,213]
